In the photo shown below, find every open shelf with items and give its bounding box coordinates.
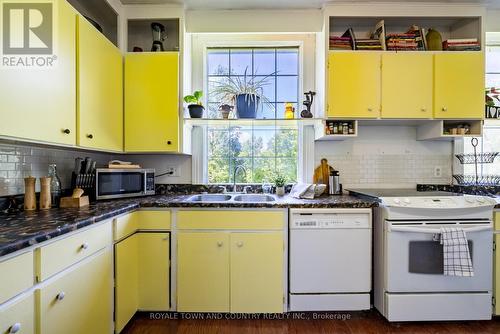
[127,19,180,52]
[315,120,358,141]
[184,118,319,127]
[328,16,481,51]
[416,119,483,140]
[68,0,118,46]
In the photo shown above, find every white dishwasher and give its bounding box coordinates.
[289,208,372,311]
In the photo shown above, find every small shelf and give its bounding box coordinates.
[417,119,483,140]
[315,120,358,141]
[127,19,180,52]
[184,118,320,127]
[68,0,118,46]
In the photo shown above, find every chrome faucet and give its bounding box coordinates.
[232,165,247,193]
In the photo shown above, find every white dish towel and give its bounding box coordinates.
[440,227,474,277]
[290,183,316,199]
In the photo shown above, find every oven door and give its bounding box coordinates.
[96,170,145,199]
[385,221,492,293]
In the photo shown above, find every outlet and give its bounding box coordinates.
[434,166,442,178]
[160,166,180,177]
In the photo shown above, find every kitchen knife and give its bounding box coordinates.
[74,158,83,175]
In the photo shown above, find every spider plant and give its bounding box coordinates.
[210,67,274,107]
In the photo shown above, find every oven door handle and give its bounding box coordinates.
[389,225,492,234]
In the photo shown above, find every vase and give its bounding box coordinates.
[235,94,259,119]
[276,186,285,196]
[426,28,443,51]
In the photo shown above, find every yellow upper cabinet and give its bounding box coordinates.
[381,53,433,119]
[0,0,76,145]
[328,52,381,118]
[77,16,123,151]
[434,53,484,119]
[125,53,179,152]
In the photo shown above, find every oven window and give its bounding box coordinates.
[98,173,144,196]
[408,241,473,274]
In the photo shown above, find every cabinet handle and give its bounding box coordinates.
[217,241,223,247]
[56,292,65,301]
[81,242,89,250]
[367,108,373,112]
[236,241,244,248]
[62,129,71,134]
[441,107,447,112]
[167,140,172,145]
[86,134,93,139]
[421,107,427,112]
[9,323,21,334]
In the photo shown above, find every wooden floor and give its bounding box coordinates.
[122,311,500,334]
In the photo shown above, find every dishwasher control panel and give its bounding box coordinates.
[291,212,371,229]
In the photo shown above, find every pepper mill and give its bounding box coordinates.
[39,177,52,210]
[24,177,37,211]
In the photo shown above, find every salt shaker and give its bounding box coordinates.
[24,177,36,211]
[39,177,52,210]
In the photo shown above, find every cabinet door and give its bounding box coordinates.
[0,0,76,145]
[138,233,170,311]
[177,232,230,312]
[381,53,433,119]
[495,234,500,316]
[125,53,179,152]
[37,250,113,334]
[230,232,284,313]
[77,16,123,151]
[328,52,381,118]
[0,293,34,334]
[434,53,484,119]
[115,235,138,334]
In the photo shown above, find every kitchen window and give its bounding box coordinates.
[205,47,300,183]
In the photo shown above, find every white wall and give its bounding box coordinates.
[315,126,453,189]
[486,9,500,32]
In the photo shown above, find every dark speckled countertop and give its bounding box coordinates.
[0,194,377,257]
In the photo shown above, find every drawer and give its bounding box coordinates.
[0,293,34,334]
[177,210,285,230]
[35,222,111,282]
[495,211,500,231]
[114,211,171,241]
[0,252,34,304]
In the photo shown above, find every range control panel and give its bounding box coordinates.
[380,195,496,209]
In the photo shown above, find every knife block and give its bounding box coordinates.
[71,173,96,201]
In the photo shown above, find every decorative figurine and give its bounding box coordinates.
[301,91,316,118]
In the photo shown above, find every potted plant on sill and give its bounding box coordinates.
[273,173,287,196]
[211,68,273,119]
[184,90,204,118]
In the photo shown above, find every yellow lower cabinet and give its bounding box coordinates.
[115,235,138,334]
[177,232,230,312]
[495,233,500,316]
[0,293,34,334]
[36,249,112,334]
[138,233,170,311]
[230,232,284,313]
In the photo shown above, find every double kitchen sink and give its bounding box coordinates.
[187,194,276,203]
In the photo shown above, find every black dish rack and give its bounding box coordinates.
[453,138,500,186]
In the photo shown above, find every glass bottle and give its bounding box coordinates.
[48,164,62,207]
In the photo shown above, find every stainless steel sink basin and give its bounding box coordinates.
[232,194,275,202]
[187,194,232,202]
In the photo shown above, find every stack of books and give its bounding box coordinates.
[442,38,480,51]
[386,33,419,51]
[356,38,383,50]
[329,36,352,50]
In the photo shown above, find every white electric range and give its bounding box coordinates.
[349,189,497,322]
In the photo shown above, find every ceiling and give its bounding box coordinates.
[119,0,500,9]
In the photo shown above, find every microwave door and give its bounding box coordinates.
[98,172,145,198]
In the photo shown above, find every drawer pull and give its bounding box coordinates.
[217,241,223,247]
[441,107,447,112]
[421,107,427,112]
[367,108,373,112]
[81,243,89,250]
[236,241,244,248]
[56,292,65,301]
[9,323,21,333]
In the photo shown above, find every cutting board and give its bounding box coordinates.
[313,158,333,193]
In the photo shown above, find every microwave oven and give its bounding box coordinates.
[95,168,155,200]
